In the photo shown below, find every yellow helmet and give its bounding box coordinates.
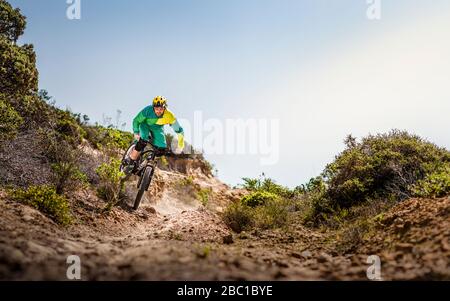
[153,96,167,108]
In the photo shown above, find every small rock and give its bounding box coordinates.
[9,249,25,263]
[395,218,405,225]
[343,266,366,277]
[274,270,286,279]
[145,207,156,214]
[232,259,241,268]
[301,250,312,259]
[317,253,332,263]
[138,213,149,220]
[275,260,289,268]
[395,243,414,252]
[286,236,295,243]
[238,232,249,240]
[223,234,234,245]
[239,260,256,271]
[178,257,191,264]
[291,252,303,259]
[394,252,404,260]
[118,263,132,270]
[22,214,33,222]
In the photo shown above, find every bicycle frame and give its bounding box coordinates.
[135,146,158,180]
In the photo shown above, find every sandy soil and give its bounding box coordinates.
[0,169,448,281]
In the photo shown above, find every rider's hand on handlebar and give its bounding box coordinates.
[174,147,183,154]
[177,133,185,150]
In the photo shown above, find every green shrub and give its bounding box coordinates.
[51,161,88,194]
[303,131,450,226]
[83,125,133,151]
[412,164,450,198]
[260,178,295,198]
[241,176,295,198]
[224,177,296,232]
[0,1,37,96]
[318,130,449,211]
[3,92,55,128]
[38,126,88,195]
[96,158,125,203]
[240,177,260,191]
[223,201,254,233]
[11,185,72,226]
[104,127,133,150]
[295,176,326,194]
[196,245,212,259]
[252,198,289,230]
[0,1,46,128]
[159,156,169,168]
[196,187,212,207]
[0,97,22,142]
[335,219,373,253]
[34,103,88,164]
[0,37,38,96]
[54,110,87,145]
[241,191,280,208]
[178,175,194,187]
[223,192,289,232]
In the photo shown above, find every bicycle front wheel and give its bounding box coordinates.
[133,166,153,210]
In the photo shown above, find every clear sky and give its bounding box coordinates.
[10,0,450,188]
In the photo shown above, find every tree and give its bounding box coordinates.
[0,37,39,96]
[0,1,38,97]
[0,0,26,43]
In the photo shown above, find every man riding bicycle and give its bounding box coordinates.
[122,96,185,172]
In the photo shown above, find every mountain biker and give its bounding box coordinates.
[123,96,185,170]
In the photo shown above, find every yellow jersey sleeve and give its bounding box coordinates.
[155,109,177,125]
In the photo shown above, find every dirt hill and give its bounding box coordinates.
[1,149,448,280]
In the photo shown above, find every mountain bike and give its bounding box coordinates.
[119,138,191,210]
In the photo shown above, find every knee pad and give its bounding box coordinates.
[135,139,148,152]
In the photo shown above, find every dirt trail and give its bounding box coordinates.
[0,169,239,280]
[0,168,449,280]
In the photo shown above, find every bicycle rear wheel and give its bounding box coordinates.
[133,166,153,210]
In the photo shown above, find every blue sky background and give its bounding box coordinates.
[10,0,450,188]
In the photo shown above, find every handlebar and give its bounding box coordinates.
[164,151,199,159]
[132,138,199,160]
